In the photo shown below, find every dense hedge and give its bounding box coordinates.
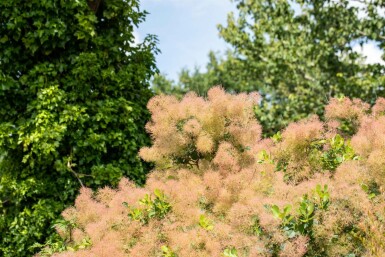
[39,88,384,256]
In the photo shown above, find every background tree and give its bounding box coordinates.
[0,0,158,256]
[154,0,385,136]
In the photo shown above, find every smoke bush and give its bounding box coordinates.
[325,97,370,136]
[39,89,385,257]
[139,87,261,171]
[351,97,385,188]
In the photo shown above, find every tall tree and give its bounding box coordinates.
[218,0,385,135]
[0,0,158,256]
[155,0,385,135]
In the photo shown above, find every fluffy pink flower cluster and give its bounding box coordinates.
[139,87,262,171]
[351,99,385,187]
[325,97,370,135]
[39,89,385,257]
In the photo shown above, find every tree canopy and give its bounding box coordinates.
[0,0,158,255]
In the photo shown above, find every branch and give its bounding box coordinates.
[350,0,368,4]
[67,159,84,188]
[358,30,385,40]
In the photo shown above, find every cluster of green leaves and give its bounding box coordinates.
[152,0,385,136]
[274,134,356,179]
[249,215,263,237]
[0,0,158,255]
[320,135,357,171]
[161,245,177,257]
[269,184,367,256]
[198,214,214,231]
[336,119,360,137]
[125,189,172,225]
[30,234,68,257]
[314,184,330,210]
[222,246,238,257]
[361,181,381,200]
[271,184,330,238]
[33,216,94,256]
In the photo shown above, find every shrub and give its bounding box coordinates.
[325,97,370,136]
[139,87,262,171]
[351,97,385,188]
[273,116,356,184]
[39,89,385,257]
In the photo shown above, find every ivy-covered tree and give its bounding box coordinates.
[154,0,385,136]
[0,0,158,256]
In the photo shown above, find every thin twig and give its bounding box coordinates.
[67,159,84,188]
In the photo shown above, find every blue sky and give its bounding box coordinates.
[137,0,235,80]
[137,0,384,81]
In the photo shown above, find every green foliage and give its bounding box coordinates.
[338,119,359,137]
[0,0,158,255]
[314,184,330,210]
[199,214,214,231]
[151,74,185,97]
[249,216,263,237]
[271,131,282,144]
[296,195,315,236]
[272,185,330,239]
[271,204,294,228]
[31,217,85,256]
[126,189,172,224]
[161,245,177,257]
[320,135,356,171]
[361,182,381,200]
[222,246,238,257]
[153,0,385,136]
[274,133,357,180]
[31,233,67,257]
[256,150,274,164]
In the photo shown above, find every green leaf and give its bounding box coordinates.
[0,35,8,43]
[154,189,163,199]
[271,205,281,218]
[199,214,214,231]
